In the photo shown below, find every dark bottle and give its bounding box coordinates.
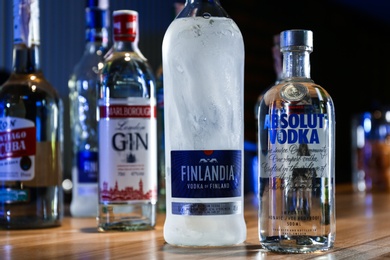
[0,0,63,229]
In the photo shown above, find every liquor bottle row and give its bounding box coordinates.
[0,0,336,254]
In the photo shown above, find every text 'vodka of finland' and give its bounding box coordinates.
[162,0,246,246]
[257,29,336,253]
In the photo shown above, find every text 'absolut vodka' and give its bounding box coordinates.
[264,113,326,144]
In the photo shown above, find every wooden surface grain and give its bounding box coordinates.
[1,184,390,259]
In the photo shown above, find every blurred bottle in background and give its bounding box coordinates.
[351,110,390,192]
[250,34,283,196]
[68,0,110,217]
[155,0,185,213]
[0,0,63,229]
[97,10,157,231]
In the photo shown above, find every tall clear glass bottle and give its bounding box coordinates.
[0,0,63,229]
[68,0,109,218]
[258,29,336,253]
[162,0,246,246]
[97,10,157,231]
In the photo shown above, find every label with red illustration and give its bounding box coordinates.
[98,100,157,203]
[0,117,36,181]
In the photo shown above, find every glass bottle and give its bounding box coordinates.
[257,29,336,253]
[97,10,157,231]
[155,0,186,214]
[68,0,109,218]
[0,0,63,229]
[162,0,246,246]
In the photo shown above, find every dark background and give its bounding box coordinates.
[221,0,390,184]
[1,0,390,186]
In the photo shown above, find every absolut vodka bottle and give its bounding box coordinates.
[162,0,246,246]
[97,10,157,231]
[68,0,109,218]
[258,29,336,253]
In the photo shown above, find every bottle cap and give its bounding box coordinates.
[86,0,109,9]
[113,10,138,42]
[280,29,313,50]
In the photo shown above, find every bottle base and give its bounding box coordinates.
[260,236,333,253]
[97,203,156,232]
[164,214,246,247]
[0,217,61,230]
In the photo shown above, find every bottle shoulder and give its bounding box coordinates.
[261,79,333,109]
[0,73,60,99]
[102,51,155,80]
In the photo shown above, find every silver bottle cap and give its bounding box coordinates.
[280,29,313,50]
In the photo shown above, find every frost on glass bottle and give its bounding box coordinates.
[0,0,63,229]
[97,10,157,231]
[162,0,246,246]
[258,29,336,253]
[68,0,109,218]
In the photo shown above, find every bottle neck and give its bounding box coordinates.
[12,0,41,74]
[113,40,138,53]
[85,27,109,54]
[13,44,41,74]
[282,49,311,80]
[179,0,228,17]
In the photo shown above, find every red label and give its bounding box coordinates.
[0,127,36,159]
[99,105,156,119]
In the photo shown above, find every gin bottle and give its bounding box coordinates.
[162,0,246,246]
[257,29,336,253]
[0,0,63,229]
[97,10,157,231]
[68,0,109,218]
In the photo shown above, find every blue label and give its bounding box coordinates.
[0,189,29,203]
[171,150,241,198]
[77,151,98,183]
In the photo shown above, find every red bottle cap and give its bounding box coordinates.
[113,10,137,42]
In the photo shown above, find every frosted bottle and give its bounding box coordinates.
[162,0,246,246]
[97,10,157,231]
[68,0,109,218]
[257,29,336,253]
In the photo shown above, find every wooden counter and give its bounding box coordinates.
[1,185,390,259]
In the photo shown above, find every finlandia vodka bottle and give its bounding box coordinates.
[258,29,336,253]
[162,0,246,246]
[68,0,109,218]
[97,10,157,231]
[0,0,63,229]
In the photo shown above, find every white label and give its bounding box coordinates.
[98,99,157,203]
[0,117,36,181]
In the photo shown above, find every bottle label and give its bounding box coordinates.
[0,117,36,181]
[0,189,29,203]
[260,107,331,235]
[77,150,98,183]
[170,150,242,216]
[172,201,241,216]
[171,150,242,198]
[98,101,157,203]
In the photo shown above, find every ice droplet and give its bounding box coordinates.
[202,13,211,19]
